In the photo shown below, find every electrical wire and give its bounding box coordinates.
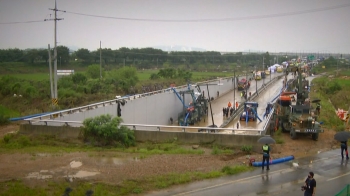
[0,20,47,24]
[2,3,349,24]
[62,3,350,22]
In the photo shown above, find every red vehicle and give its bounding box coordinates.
[237,78,250,90]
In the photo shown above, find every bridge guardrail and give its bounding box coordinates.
[29,119,264,135]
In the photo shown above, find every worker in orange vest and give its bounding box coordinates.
[228,101,232,108]
[235,102,239,110]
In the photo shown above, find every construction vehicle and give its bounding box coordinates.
[237,78,251,91]
[269,64,323,140]
[254,71,262,80]
[240,102,262,122]
[173,83,208,126]
[276,66,283,73]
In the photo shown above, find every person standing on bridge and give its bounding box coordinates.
[340,141,349,160]
[303,171,316,196]
[262,144,270,170]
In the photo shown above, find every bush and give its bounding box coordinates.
[276,138,285,144]
[0,113,9,125]
[326,81,342,94]
[3,133,14,143]
[82,114,135,147]
[241,145,252,154]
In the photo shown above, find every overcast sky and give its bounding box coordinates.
[1,0,350,53]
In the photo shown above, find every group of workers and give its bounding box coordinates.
[223,101,239,118]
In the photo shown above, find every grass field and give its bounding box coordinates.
[5,70,234,82]
[0,105,20,118]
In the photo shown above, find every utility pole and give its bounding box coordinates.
[233,69,236,107]
[47,0,64,107]
[100,41,102,79]
[48,44,54,102]
[270,60,272,81]
[255,65,258,95]
[262,56,265,86]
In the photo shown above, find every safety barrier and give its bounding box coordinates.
[26,119,265,135]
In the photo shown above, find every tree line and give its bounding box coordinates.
[0,46,297,69]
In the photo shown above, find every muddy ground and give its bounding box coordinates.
[0,124,342,189]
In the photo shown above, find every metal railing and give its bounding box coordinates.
[28,119,264,135]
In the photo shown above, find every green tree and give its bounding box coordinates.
[82,114,135,147]
[72,72,87,84]
[158,68,177,79]
[107,67,139,92]
[75,48,91,63]
[56,46,70,64]
[264,52,271,66]
[86,64,103,79]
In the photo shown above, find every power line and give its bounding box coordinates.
[62,3,350,22]
[0,20,47,24]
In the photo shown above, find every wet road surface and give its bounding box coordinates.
[144,149,350,196]
[190,73,284,132]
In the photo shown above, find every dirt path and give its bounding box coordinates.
[0,124,339,186]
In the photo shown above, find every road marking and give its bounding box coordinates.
[173,155,339,196]
[326,172,350,181]
[173,168,293,196]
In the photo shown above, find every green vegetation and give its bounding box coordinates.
[211,145,233,155]
[0,132,204,156]
[82,114,135,147]
[241,145,253,154]
[124,142,204,155]
[0,165,251,196]
[309,68,350,131]
[273,129,285,144]
[0,105,19,125]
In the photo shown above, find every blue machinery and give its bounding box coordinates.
[172,87,192,126]
[240,102,262,123]
[171,84,207,126]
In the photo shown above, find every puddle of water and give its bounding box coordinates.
[70,161,82,168]
[68,170,100,178]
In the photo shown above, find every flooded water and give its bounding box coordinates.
[159,73,286,134]
[70,160,82,168]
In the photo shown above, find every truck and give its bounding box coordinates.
[268,64,323,140]
[237,78,250,91]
